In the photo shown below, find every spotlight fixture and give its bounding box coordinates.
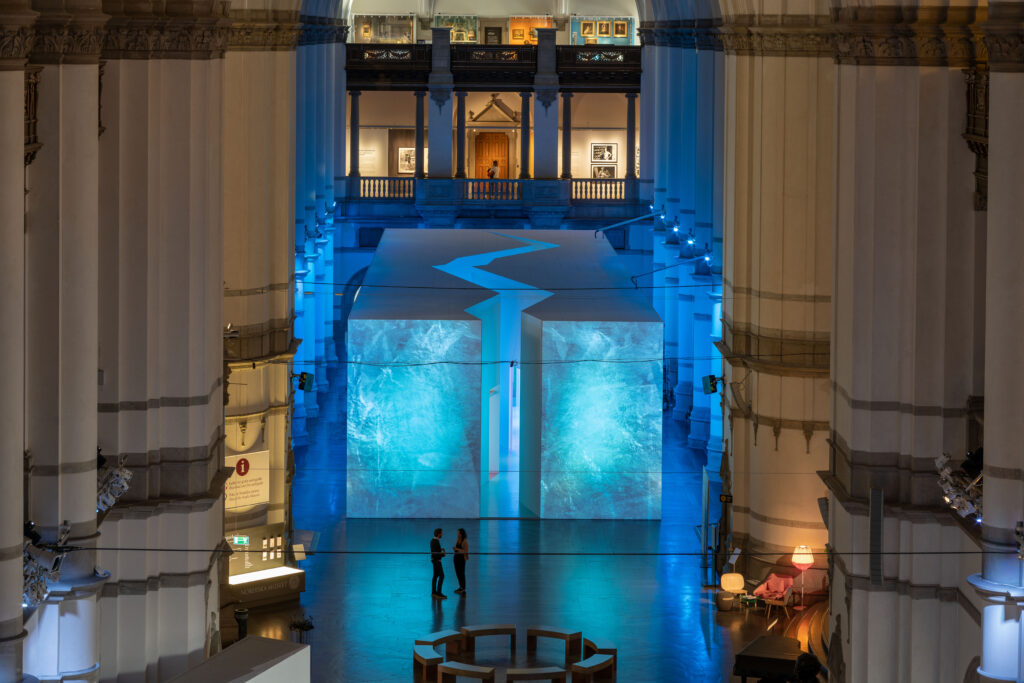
[936,451,983,521]
[686,230,695,246]
[22,521,72,608]
[97,453,133,513]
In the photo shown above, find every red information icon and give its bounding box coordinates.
[235,458,250,477]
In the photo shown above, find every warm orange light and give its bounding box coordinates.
[721,572,745,593]
[792,545,814,571]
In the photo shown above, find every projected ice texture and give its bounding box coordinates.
[347,319,481,517]
[537,321,662,518]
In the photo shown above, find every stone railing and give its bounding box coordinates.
[348,177,633,202]
[359,176,416,198]
[572,178,626,200]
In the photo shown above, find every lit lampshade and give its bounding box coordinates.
[792,545,814,571]
[721,572,745,593]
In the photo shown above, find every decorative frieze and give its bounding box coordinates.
[0,24,34,69]
[227,16,301,52]
[298,16,347,46]
[31,18,106,64]
[982,3,1024,72]
[101,18,230,60]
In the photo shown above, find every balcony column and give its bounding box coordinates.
[348,89,360,177]
[625,91,637,179]
[455,90,467,178]
[532,27,559,178]
[974,9,1024,682]
[333,30,348,199]
[560,91,572,178]
[519,91,531,178]
[427,27,454,178]
[638,28,657,202]
[414,90,426,179]
[0,11,32,680]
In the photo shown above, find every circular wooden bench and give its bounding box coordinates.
[526,626,583,667]
[582,636,617,678]
[460,623,516,656]
[414,628,465,658]
[412,643,442,682]
[438,661,495,682]
[571,653,616,682]
[506,665,568,682]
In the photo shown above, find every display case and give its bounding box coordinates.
[434,15,479,43]
[352,14,416,44]
[508,16,553,45]
[570,16,635,45]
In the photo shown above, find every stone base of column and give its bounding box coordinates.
[969,571,1024,682]
[687,405,710,450]
[0,629,27,683]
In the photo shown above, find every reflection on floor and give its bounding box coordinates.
[232,327,792,682]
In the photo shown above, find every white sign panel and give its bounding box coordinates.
[225,450,270,509]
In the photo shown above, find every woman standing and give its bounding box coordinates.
[453,528,469,594]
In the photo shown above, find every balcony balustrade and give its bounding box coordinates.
[347,177,632,202]
[345,43,640,92]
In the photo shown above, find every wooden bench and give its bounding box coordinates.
[437,661,495,682]
[412,644,442,682]
[460,623,516,656]
[582,636,617,678]
[414,629,465,658]
[506,665,567,682]
[571,653,616,682]
[526,626,582,667]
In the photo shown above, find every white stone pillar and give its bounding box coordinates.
[333,28,347,197]
[0,14,31,680]
[974,7,1024,681]
[427,27,453,178]
[24,17,106,677]
[651,40,670,216]
[638,33,656,202]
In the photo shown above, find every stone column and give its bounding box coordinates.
[415,90,426,178]
[0,10,33,681]
[720,17,832,586]
[24,9,107,679]
[454,90,466,178]
[532,27,559,179]
[333,25,347,198]
[560,91,572,178]
[625,92,636,179]
[427,27,453,178]
[638,30,657,202]
[973,6,1024,681]
[348,89,360,177]
[519,91,531,178]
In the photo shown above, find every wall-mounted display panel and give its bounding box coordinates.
[352,14,415,43]
[508,16,553,45]
[570,16,634,45]
[434,15,479,43]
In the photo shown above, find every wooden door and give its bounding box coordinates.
[474,132,508,179]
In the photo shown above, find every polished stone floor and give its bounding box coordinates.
[246,325,771,682]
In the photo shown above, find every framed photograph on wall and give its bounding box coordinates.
[613,20,628,37]
[591,143,617,162]
[452,30,467,42]
[512,28,525,40]
[580,21,595,37]
[397,147,426,174]
[597,21,611,37]
[585,37,597,44]
[592,164,616,179]
[361,24,371,38]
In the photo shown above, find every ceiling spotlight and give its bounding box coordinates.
[672,225,679,232]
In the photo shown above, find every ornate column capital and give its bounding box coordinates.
[982,3,1024,72]
[298,16,347,46]
[227,10,301,53]
[31,13,107,65]
[0,7,36,69]
[832,6,985,67]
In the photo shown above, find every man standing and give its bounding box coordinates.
[487,160,499,179]
[431,528,446,599]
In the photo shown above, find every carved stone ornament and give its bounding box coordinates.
[0,25,34,66]
[102,19,230,60]
[32,19,107,64]
[535,87,557,111]
[228,22,301,52]
[983,5,1024,74]
[298,17,347,46]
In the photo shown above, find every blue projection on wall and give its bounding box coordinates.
[346,229,662,520]
[347,319,481,517]
[539,321,662,519]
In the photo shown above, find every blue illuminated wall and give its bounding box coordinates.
[536,320,662,519]
[347,319,481,517]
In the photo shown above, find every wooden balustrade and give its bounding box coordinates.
[571,179,625,200]
[358,176,415,199]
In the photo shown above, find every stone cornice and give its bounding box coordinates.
[0,9,36,69]
[101,16,229,60]
[831,7,985,67]
[227,9,301,52]
[982,3,1024,72]
[31,14,107,64]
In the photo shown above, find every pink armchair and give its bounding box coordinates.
[752,573,795,623]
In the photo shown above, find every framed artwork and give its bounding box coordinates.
[580,21,595,37]
[452,30,467,42]
[512,28,525,40]
[585,37,597,44]
[591,143,617,162]
[592,164,616,179]
[613,21,628,37]
[361,24,371,38]
[597,21,611,37]
[485,26,502,44]
[397,147,427,174]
